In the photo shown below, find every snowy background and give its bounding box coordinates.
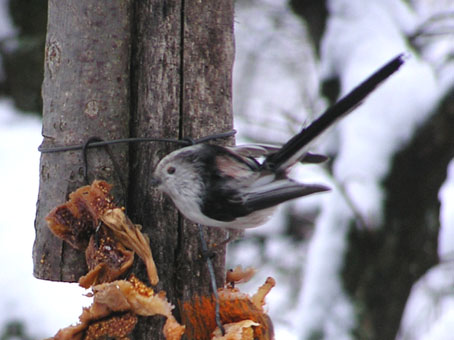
[231,1,454,339]
[1,0,453,339]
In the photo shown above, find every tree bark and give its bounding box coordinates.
[289,0,328,56]
[128,1,234,337]
[34,0,234,338]
[33,0,132,281]
[179,0,234,298]
[342,87,454,340]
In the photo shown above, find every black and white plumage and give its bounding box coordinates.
[152,54,406,229]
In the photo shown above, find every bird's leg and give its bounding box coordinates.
[197,224,225,336]
[207,228,243,251]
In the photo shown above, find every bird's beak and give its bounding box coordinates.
[150,176,161,187]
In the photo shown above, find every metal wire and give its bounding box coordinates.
[198,224,225,336]
[38,129,236,153]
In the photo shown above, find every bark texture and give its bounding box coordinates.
[289,0,328,56]
[34,0,234,338]
[128,1,234,338]
[33,0,132,281]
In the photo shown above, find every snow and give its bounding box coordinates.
[397,162,454,340]
[421,309,454,340]
[1,0,454,338]
[296,192,355,339]
[293,0,454,338]
[335,56,438,226]
[233,0,323,145]
[399,263,454,340]
[234,0,454,339]
[0,0,14,40]
[0,102,89,337]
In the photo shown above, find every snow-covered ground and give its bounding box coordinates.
[0,0,453,339]
[0,103,90,337]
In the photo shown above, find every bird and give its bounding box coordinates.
[151,54,406,230]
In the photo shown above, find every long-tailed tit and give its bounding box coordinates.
[152,54,406,229]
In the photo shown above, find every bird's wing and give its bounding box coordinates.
[241,179,330,212]
[228,144,328,164]
[214,149,261,177]
[227,144,280,158]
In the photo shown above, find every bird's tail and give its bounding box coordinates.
[262,53,407,172]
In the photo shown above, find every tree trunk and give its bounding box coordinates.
[128,1,234,337]
[34,0,234,338]
[33,0,132,281]
[342,87,454,340]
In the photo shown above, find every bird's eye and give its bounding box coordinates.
[167,166,176,174]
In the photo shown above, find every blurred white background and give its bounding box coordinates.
[0,0,453,339]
